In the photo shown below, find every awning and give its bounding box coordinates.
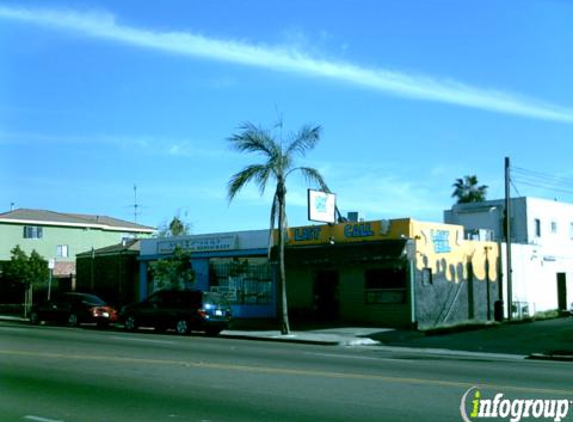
[282,239,409,265]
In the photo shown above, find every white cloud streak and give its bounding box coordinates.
[2,6,573,123]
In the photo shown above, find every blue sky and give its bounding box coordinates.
[1,0,573,234]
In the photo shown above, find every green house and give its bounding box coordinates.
[0,208,155,293]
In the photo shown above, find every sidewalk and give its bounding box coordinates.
[221,326,384,346]
[3,314,572,360]
[368,316,573,361]
[222,317,573,361]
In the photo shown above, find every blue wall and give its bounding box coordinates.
[139,249,276,319]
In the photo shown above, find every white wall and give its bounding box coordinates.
[501,243,573,317]
[446,197,573,317]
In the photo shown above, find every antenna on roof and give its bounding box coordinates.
[133,184,139,224]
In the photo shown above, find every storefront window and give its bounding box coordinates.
[364,266,406,304]
[209,257,272,305]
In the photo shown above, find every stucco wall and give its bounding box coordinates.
[411,221,500,328]
[0,223,144,264]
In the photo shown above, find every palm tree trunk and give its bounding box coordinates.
[277,182,290,335]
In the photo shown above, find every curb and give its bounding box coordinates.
[3,316,571,358]
[528,353,573,362]
[0,316,28,323]
[220,332,381,346]
[373,345,528,361]
[220,333,341,346]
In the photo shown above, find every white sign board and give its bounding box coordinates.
[307,189,336,224]
[157,235,238,254]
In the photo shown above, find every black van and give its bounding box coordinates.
[120,289,232,336]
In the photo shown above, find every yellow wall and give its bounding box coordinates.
[286,218,412,246]
[284,218,500,327]
[286,218,499,284]
[410,220,499,283]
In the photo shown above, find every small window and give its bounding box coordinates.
[534,219,541,237]
[551,221,558,234]
[364,267,406,304]
[422,268,433,286]
[56,245,69,258]
[23,226,43,239]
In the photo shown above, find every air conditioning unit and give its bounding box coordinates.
[347,211,365,223]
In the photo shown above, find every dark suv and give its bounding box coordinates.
[120,289,232,335]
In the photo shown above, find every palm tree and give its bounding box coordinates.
[227,121,329,334]
[452,175,488,204]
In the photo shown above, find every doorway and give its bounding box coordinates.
[313,270,339,320]
[557,273,567,311]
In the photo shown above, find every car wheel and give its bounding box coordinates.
[30,311,40,325]
[67,313,78,327]
[175,319,189,335]
[124,315,137,331]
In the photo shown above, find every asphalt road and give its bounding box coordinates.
[1,322,573,422]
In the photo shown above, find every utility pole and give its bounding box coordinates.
[505,157,513,321]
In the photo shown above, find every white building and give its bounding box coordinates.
[445,197,573,317]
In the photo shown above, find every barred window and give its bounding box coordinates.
[209,257,272,305]
[364,266,406,304]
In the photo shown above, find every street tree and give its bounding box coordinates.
[2,246,48,315]
[227,121,329,335]
[3,246,48,288]
[157,215,192,237]
[150,246,194,291]
[452,175,488,204]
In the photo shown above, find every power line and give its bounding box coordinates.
[511,165,573,197]
[510,180,523,198]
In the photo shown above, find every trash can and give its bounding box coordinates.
[494,300,504,322]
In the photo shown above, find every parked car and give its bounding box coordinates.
[30,292,118,328]
[120,289,232,335]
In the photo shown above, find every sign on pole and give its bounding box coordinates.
[307,189,336,224]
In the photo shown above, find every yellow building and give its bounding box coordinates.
[284,218,500,329]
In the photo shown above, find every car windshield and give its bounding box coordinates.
[79,294,106,306]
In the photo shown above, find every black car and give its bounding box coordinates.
[30,292,118,327]
[120,289,232,335]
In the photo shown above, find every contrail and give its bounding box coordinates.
[2,5,572,123]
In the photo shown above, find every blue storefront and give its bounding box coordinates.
[138,230,276,319]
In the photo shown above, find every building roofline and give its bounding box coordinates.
[0,208,156,233]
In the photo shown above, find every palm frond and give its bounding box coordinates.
[286,125,322,157]
[227,164,270,201]
[228,122,279,158]
[452,175,488,203]
[288,166,329,192]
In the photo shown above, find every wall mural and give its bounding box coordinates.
[413,221,499,284]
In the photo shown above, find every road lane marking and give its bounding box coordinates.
[24,416,68,422]
[109,336,176,345]
[3,349,572,397]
